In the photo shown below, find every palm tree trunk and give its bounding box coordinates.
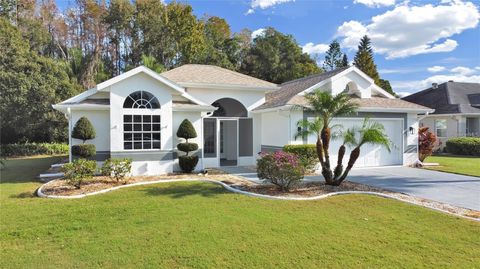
[335,146,360,185]
[333,145,345,180]
[316,137,333,185]
[321,127,333,184]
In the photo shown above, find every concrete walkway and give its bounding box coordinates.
[219,166,480,211]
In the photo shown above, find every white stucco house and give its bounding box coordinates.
[402,81,480,149]
[53,64,432,175]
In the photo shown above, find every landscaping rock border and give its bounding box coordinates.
[37,178,479,222]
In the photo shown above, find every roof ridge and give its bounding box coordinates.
[208,65,277,86]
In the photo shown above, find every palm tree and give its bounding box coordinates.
[296,90,358,184]
[296,90,390,186]
[333,119,391,186]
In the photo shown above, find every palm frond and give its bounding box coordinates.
[358,118,391,152]
[295,117,323,139]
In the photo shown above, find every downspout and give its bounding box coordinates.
[67,107,72,163]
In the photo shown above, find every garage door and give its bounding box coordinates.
[307,118,403,167]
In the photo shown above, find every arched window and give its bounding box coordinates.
[123,91,161,150]
[123,91,160,109]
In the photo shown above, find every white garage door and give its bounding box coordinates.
[308,118,403,167]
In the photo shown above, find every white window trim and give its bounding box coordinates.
[434,119,447,138]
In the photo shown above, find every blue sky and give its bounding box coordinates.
[56,0,480,95]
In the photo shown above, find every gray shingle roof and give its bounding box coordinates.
[254,67,349,110]
[161,64,277,88]
[285,96,430,110]
[402,82,480,114]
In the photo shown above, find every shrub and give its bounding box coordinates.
[72,117,96,143]
[177,143,198,153]
[418,127,437,162]
[0,143,69,157]
[283,144,318,171]
[179,155,199,173]
[61,159,97,189]
[101,158,132,183]
[71,144,96,158]
[176,119,199,173]
[257,151,304,191]
[445,137,480,156]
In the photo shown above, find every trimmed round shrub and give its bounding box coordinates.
[257,151,304,192]
[176,119,197,140]
[72,117,96,142]
[283,144,318,171]
[61,159,97,189]
[177,142,198,153]
[72,144,96,158]
[179,155,199,173]
[445,137,480,156]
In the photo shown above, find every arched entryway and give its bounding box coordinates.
[203,98,253,167]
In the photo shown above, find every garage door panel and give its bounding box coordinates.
[307,118,403,168]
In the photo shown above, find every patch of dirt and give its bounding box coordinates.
[40,173,254,196]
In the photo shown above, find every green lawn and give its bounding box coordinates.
[425,155,480,177]
[1,156,479,268]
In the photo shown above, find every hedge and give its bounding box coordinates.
[72,144,96,158]
[283,144,318,171]
[1,143,69,157]
[445,137,480,156]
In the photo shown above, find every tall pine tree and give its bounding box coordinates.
[353,35,380,84]
[323,40,343,71]
[341,54,349,67]
[353,35,395,96]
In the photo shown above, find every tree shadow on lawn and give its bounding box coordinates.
[141,182,229,199]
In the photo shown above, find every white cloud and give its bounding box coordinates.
[396,91,412,98]
[427,66,446,73]
[392,73,480,93]
[245,8,254,15]
[302,42,329,55]
[451,66,476,75]
[251,28,266,39]
[336,1,480,59]
[250,0,294,9]
[353,0,395,8]
[476,66,480,70]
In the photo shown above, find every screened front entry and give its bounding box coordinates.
[203,98,253,167]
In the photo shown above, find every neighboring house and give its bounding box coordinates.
[53,64,431,175]
[402,81,480,148]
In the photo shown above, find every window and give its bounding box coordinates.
[203,118,216,157]
[124,115,161,150]
[123,90,161,150]
[123,91,160,109]
[435,119,447,137]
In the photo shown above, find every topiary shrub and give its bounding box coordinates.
[445,137,480,156]
[61,159,97,189]
[71,144,96,158]
[176,119,199,173]
[257,151,304,192]
[101,158,132,184]
[72,117,96,143]
[283,144,318,172]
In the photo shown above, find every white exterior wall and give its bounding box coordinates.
[404,113,419,165]
[107,73,176,175]
[71,110,110,152]
[261,111,290,147]
[330,71,372,98]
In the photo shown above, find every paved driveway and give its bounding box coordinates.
[345,167,480,211]
[220,166,480,211]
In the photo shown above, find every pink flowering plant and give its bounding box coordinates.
[257,151,304,191]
